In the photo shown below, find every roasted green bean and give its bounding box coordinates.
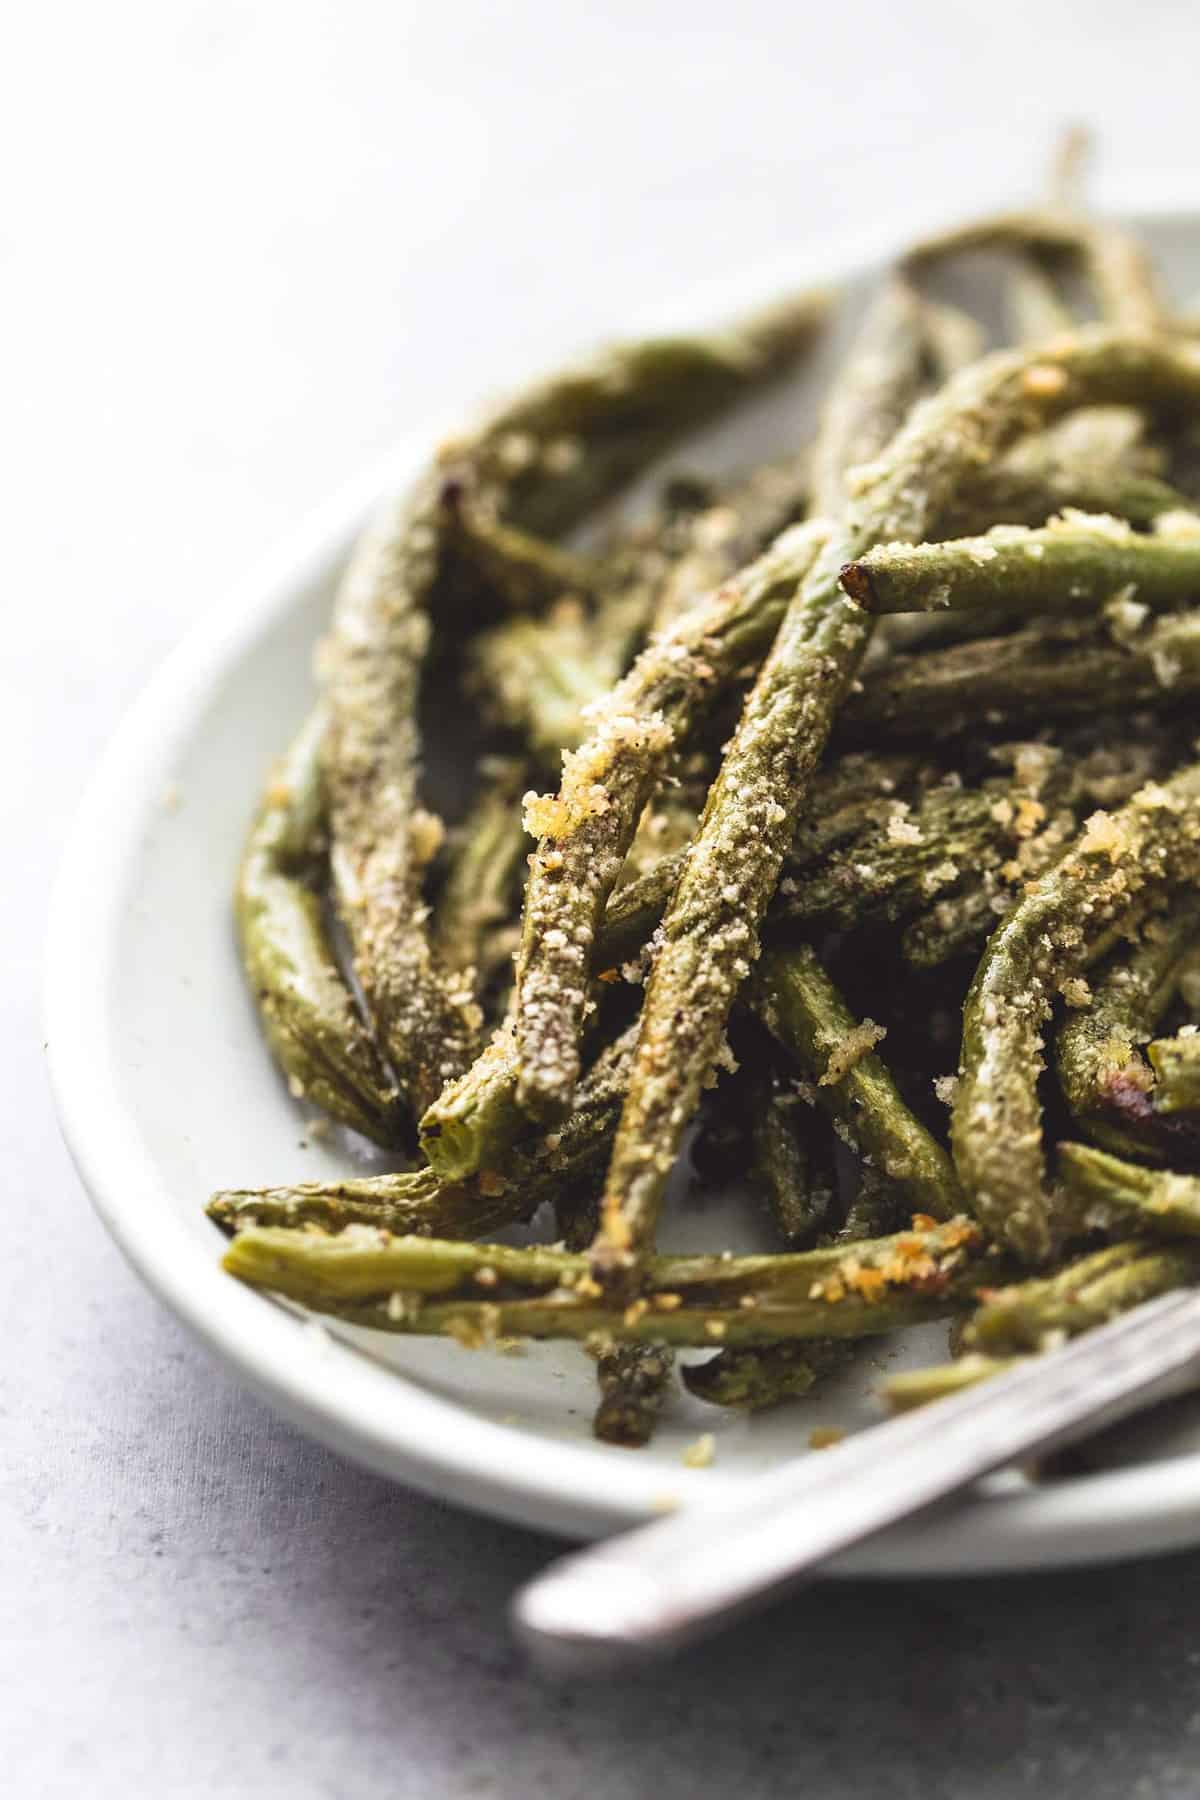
[590,1342,674,1446]
[954,763,1200,1262]
[598,330,1200,1285]
[236,710,403,1146]
[325,292,830,1117]
[750,946,962,1221]
[964,1240,1200,1354]
[1055,899,1200,1160]
[842,612,1200,744]
[1058,1141,1200,1241]
[223,1215,996,1347]
[841,513,1200,620]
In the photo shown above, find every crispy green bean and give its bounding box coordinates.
[918,299,986,382]
[323,489,483,1117]
[475,453,807,765]
[512,517,831,1125]
[207,1166,524,1240]
[510,286,946,1132]
[748,1071,841,1247]
[750,946,962,1220]
[213,1023,638,1238]
[451,289,832,538]
[953,764,1200,1262]
[841,513,1200,620]
[938,454,1190,538]
[325,292,830,1117]
[964,1240,1200,1354]
[649,453,812,635]
[432,757,529,987]
[236,710,403,1146]
[1055,900,1200,1160]
[683,1340,850,1410]
[439,483,596,612]
[1148,1033,1200,1113]
[1058,1141,1200,1240]
[222,1215,995,1347]
[767,779,1023,936]
[903,886,1007,970]
[838,1164,907,1240]
[594,753,940,967]
[809,277,931,517]
[842,611,1200,743]
[883,1353,1017,1412]
[590,1342,674,1446]
[594,331,1200,1286]
[1007,258,1077,344]
[472,598,630,763]
[687,1166,905,1414]
[904,210,1166,333]
[419,1018,636,1187]
[903,737,1185,966]
[471,482,718,759]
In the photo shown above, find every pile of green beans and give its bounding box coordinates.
[211,157,1200,1449]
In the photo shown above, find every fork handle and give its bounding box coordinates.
[513,1291,1200,1676]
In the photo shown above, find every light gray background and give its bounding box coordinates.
[10,4,1200,1795]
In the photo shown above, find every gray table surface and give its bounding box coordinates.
[10,5,1200,1794]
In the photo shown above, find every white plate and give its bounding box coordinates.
[47,211,1200,1572]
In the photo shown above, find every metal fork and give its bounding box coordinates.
[513,1291,1200,1676]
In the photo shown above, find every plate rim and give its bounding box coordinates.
[46,202,1200,1571]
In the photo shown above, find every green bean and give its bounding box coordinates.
[904,738,1184,966]
[512,517,830,1125]
[472,598,630,763]
[682,1340,850,1410]
[508,286,943,1132]
[918,299,986,382]
[590,1342,674,1446]
[439,481,596,611]
[687,1166,906,1413]
[747,1070,841,1247]
[1007,258,1077,344]
[419,1017,636,1187]
[953,763,1200,1262]
[903,886,1006,970]
[594,753,945,968]
[432,757,528,987]
[649,453,812,635]
[325,291,830,1117]
[964,1240,1200,1354]
[450,288,833,539]
[841,514,1200,620]
[883,1353,1017,1412]
[323,489,484,1117]
[749,946,962,1220]
[768,779,1021,936]
[476,453,807,765]
[1148,1033,1200,1113]
[214,1022,638,1239]
[222,1215,996,1347]
[838,1164,907,1240]
[903,210,1166,333]
[1055,900,1200,1159]
[207,1165,525,1241]
[841,611,1200,743]
[1057,1141,1200,1241]
[938,454,1190,538]
[810,277,931,517]
[236,710,403,1147]
[470,482,718,759]
[594,329,1200,1286]
[554,1177,603,1253]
